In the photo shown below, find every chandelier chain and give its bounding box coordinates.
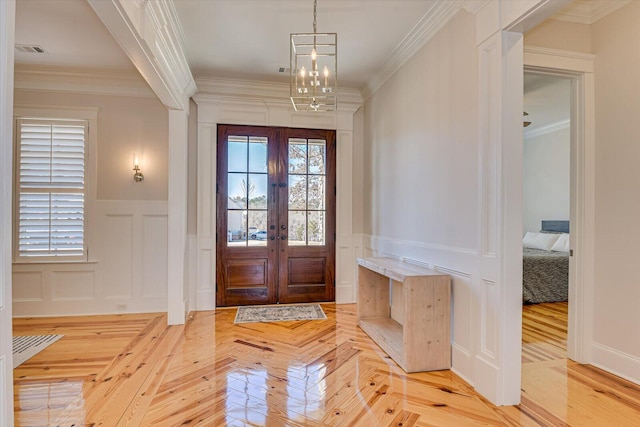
[313,0,317,33]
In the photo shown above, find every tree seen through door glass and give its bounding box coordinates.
[288,137,326,246]
[227,136,268,246]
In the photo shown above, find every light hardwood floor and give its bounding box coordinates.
[12,302,640,426]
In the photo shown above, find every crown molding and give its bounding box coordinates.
[361,0,464,101]
[195,76,363,112]
[552,0,631,24]
[524,119,570,140]
[14,64,156,97]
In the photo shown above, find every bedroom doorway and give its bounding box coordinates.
[522,71,572,365]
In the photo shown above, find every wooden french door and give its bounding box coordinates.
[216,124,336,307]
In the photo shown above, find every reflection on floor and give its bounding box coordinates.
[12,303,640,426]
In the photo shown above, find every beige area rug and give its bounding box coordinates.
[234,304,327,324]
[13,335,63,368]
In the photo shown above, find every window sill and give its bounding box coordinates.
[13,259,98,266]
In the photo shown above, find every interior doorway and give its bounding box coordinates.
[522,72,572,362]
[216,124,336,307]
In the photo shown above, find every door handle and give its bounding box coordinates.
[281,224,287,230]
[270,236,276,241]
[280,235,287,240]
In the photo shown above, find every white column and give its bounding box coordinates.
[0,1,15,424]
[168,109,189,325]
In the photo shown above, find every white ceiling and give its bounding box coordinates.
[172,0,440,89]
[14,0,133,70]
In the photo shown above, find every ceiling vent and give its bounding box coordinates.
[15,44,45,54]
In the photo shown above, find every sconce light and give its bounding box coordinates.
[133,153,144,182]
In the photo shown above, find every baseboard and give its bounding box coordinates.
[451,343,474,386]
[591,342,640,386]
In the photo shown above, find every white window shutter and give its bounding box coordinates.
[16,119,87,259]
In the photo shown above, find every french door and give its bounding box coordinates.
[216,124,336,307]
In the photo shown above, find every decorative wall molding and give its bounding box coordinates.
[524,46,595,74]
[524,118,570,140]
[362,1,464,100]
[14,64,155,98]
[88,0,197,110]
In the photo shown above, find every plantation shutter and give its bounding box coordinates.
[16,119,87,259]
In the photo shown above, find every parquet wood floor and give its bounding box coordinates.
[12,303,640,426]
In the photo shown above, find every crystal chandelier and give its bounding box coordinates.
[290,0,337,112]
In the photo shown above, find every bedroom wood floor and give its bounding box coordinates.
[12,302,640,426]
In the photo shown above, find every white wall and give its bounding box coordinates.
[12,89,169,316]
[523,127,570,233]
[362,8,484,395]
[0,1,15,424]
[524,18,592,53]
[590,1,640,383]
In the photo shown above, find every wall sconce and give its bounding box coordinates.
[133,153,144,182]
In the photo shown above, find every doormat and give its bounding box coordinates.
[234,304,327,324]
[12,335,63,368]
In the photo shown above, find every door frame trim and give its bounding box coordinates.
[524,46,596,363]
[193,96,361,310]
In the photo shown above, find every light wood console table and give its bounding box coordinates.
[357,257,451,373]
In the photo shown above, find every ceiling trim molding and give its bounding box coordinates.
[361,0,464,101]
[195,77,363,112]
[552,0,631,24]
[88,0,197,110]
[14,64,156,98]
[524,119,570,140]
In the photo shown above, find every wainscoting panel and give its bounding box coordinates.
[12,271,43,302]
[480,278,498,358]
[142,215,168,299]
[101,214,134,299]
[13,201,168,317]
[52,270,95,301]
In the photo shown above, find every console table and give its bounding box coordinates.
[357,257,451,372]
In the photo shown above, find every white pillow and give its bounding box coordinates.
[550,233,570,252]
[523,231,560,251]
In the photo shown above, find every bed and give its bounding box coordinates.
[522,221,569,304]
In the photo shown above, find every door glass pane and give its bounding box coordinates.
[228,136,248,172]
[308,140,326,174]
[227,135,268,247]
[227,173,247,209]
[248,211,267,247]
[288,211,306,246]
[248,173,268,209]
[287,137,327,246]
[227,211,246,246]
[308,211,325,245]
[289,139,307,174]
[249,137,268,173]
[288,175,307,209]
[307,175,325,210]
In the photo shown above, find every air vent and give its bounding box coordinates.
[15,44,45,54]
